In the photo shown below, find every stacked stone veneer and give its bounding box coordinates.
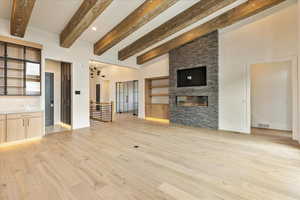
[169,31,218,129]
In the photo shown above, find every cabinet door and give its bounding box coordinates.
[6,118,26,142]
[0,120,6,144]
[26,117,43,139]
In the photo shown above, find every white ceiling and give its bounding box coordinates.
[0,0,85,34]
[0,0,203,43]
[0,0,248,67]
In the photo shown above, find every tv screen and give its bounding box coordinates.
[177,66,207,87]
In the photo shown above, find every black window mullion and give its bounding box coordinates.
[23,46,26,96]
[4,43,7,95]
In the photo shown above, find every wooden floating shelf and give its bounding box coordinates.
[27,77,41,82]
[0,76,40,82]
[0,85,23,88]
[0,67,23,71]
[147,103,169,105]
[151,85,169,89]
[6,57,40,64]
[0,56,40,64]
[150,93,169,97]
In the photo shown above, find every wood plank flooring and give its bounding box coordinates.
[0,115,299,200]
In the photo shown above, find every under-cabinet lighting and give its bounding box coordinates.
[146,117,170,124]
[0,137,42,148]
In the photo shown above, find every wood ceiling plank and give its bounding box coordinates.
[60,0,113,48]
[11,0,36,37]
[137,0,286,65]
[119,0,239,61]
[93,0,179,56]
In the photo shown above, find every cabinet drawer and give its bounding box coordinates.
[7,112,42,119]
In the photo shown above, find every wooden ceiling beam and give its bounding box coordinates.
[119,0,239,61]
[93,0,179,56]
[137,0,286,65]
[60,0,113,48]
[11,0,36,37]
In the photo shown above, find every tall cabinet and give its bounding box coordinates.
[0,36,42,96]
[0,36,43,145]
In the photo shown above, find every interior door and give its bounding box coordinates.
[61,62,71,125]
[96,84,101,110]
[133,80,138,116]
[45,72,54,126]
[96,84,101,102]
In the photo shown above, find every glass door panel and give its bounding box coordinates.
[25,62,40,95]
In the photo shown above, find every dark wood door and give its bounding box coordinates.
[61,62,71,125]
[96,84,101,111]
[96,84,101,103]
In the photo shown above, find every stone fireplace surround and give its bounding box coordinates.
[169,31,218,129]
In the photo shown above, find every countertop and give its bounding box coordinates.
[0,109,44,115]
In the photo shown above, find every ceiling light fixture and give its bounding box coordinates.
[92,27,97,31]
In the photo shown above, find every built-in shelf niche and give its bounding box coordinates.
[145,76,169,120]
[0,37,42,96]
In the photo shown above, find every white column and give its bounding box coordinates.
[297,1,300,142]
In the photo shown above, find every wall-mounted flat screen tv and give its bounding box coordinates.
[177,66,207,87]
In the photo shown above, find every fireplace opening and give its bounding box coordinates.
[176,96,208,107]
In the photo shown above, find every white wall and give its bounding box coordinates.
[297,0,300,141]
[0,19,91,129]
[251,61,292,131]
[101,80,110,102]
[90,76,111,103]
[45,59,61,124]
[219,0,298,133]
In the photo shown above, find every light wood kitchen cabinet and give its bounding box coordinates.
[6,118,26,142]
[0,115,6,144]
[26,117,43,138]
[4,112,43,144]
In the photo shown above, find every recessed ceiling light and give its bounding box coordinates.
[92,27,97,31]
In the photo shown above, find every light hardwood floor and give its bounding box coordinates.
[0,115,299,200]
